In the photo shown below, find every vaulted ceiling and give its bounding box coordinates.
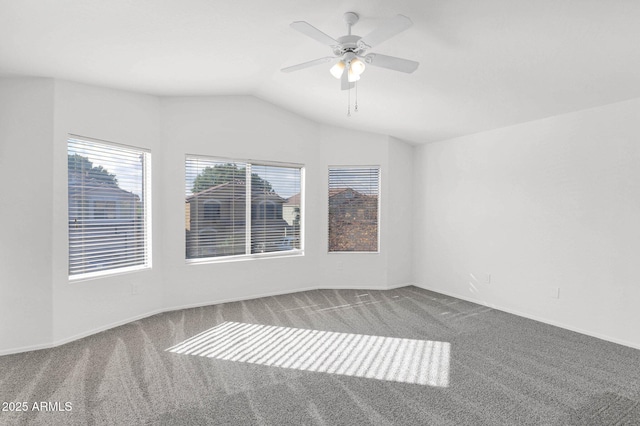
[1,0,639,144]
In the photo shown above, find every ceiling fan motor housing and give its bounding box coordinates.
[334,35,363,56]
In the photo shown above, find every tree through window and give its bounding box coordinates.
[185,157,303,260]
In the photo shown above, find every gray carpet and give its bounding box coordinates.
[1,286,639,425]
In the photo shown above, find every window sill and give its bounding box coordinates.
[69,264,151,283]
[328,251,380,254]
[186,250,304,265]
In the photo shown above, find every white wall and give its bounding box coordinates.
[413,97,640,349]
[0,78,414,355]
[387,137,414,287]
[317,126,390,289]
[5,74,640,355]
[315,129,414,290]
[51,80,163,345]
[159,97,414,309]
[0,81,415,355]
[159,96,324,307]
[0,78,54,353]
[0,76,412,355]
[5,74,639,354]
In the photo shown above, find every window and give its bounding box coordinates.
[68,137,151,278]
[328,166,380,252]
[255,200,277,220]
[203,200,222,221]
[185,156,303,260]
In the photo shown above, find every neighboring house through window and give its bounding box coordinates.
[328,166,380,252]
[93,200,117,219]
[68,137,151,278]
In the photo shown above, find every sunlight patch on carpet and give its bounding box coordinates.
[166,321,450,387]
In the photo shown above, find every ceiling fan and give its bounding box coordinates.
[281,12,420,90]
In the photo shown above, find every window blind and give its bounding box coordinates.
[68,137,151,277]
[185,156,303,261]
[328,166,380,252]
[250,164,302,254]
[185,158,247,259]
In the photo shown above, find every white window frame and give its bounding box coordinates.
[68,135,152,280]
[185,155,305,264]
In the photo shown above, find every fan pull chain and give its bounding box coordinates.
[347,85,351,117]
[354,82,359,113]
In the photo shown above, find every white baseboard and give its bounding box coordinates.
[164,285,321,313]
[0,342,56,357]
[0,283,411,356]
[316,282,413,291]
[168,283,412,313]
[413,283,640,351]
[387,282,414,290]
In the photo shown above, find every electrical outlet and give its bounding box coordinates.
[131,283,140,295]
[485,273,491,285]
[550,287,560,299]
[337,261,344,271]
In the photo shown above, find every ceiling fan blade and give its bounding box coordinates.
[341,68,355,91]
[281,56,335,73]
[364,53,419,73]
[358,14,413,49]
[291,21,339,46]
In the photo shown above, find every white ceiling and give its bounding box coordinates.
[1,0,639,144]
